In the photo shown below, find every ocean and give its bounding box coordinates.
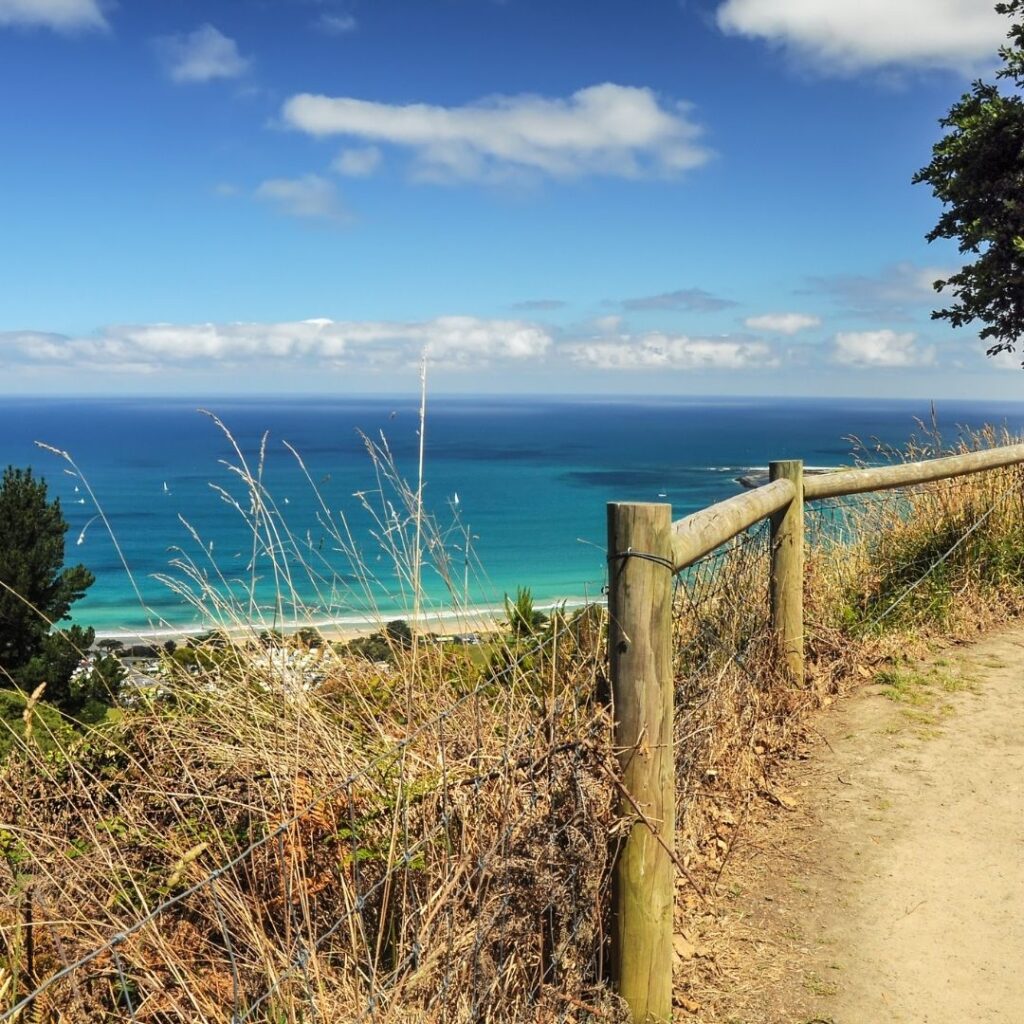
[3,394,1023,636]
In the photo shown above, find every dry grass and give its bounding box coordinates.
[2,424,622,1023]
[1,632,618,1023]
[668,424,1024,1015]
[3,423,1024,1022]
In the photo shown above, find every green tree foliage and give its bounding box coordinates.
[504,587,548,639]
[79,650,126,715]
[0,689,78,759]
[913,2,1024,359]
[16,625,94,706]
[188,629,229,650]
[384,619,413,648]
[345,633,394,663]
[0,467,94,672]
[16,626,123,714]
[258,629,285,648]
[0,467,120,716]
[344,620,414,664]
[293,627,324,648]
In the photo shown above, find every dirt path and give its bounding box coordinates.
[693,627,1024,1023]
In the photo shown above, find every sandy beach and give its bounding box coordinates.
[94,596,600,646]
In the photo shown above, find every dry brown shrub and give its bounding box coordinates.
[0,625,622,1023]
[4,423,1023,1022]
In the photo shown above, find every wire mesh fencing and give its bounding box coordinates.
[804,461,1024,641]
[0,608,628,1024]
[5,446,1024,1024]
[668,519,786,869]
[667,455,1024,887]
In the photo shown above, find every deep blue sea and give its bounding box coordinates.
[3,395,1023,636]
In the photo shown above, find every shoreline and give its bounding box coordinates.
[92,595,602,645]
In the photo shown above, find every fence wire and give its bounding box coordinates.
[669,519,776,822]
[669,458,1024,868]
[0,607,624,1024]
[805,463,1024,636]
[5,456,1024,1024]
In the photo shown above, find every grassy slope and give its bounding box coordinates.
[2,428,1023,1022]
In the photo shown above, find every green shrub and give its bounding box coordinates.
[0,689,77,760]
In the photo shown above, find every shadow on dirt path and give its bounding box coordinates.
[690,627,1024,1023]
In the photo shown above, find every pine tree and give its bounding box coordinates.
[0,467,95,677]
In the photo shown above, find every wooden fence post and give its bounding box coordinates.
[606,502,675,1023]
[769,460,805,685]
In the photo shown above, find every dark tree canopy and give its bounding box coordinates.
[19,625,95,711]
[0,467,94,674]
[384,619,414,648]
[913,1,1024,360]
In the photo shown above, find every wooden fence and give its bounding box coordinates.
[606,442,1024,1023]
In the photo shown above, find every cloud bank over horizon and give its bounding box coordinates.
[2,318,554,375]
[567,333,777,371]
[0,2,1017,399]
[832,329,935,368]
[0,309,1006,397]
[8,319,778,377]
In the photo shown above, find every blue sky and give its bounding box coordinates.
[0,0,1020,398]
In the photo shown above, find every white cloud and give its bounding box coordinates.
[255,175,348,223]
[983,346,1022,372]
[832,329,935,368]
[744,312,820,335]
[568,333,776,371]
[332,146,382,177]
[157,24,250,83]
[591,315,624,334]
[0,0,105,31]
[805,261,953,318]
[281,83,711,183]
[316,12,356,34]
[2,317,552,372]
[716,0,1006,74]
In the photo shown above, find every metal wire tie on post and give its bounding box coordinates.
[607,547,676,572]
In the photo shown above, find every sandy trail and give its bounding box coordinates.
[699,627,1024,1023]
[790,629,1024,1022]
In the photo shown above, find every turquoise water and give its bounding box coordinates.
[2,395,1023,635]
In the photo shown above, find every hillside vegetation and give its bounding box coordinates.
[2,426,1023,1022]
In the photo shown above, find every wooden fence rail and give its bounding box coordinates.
[606,443,1024,1023]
